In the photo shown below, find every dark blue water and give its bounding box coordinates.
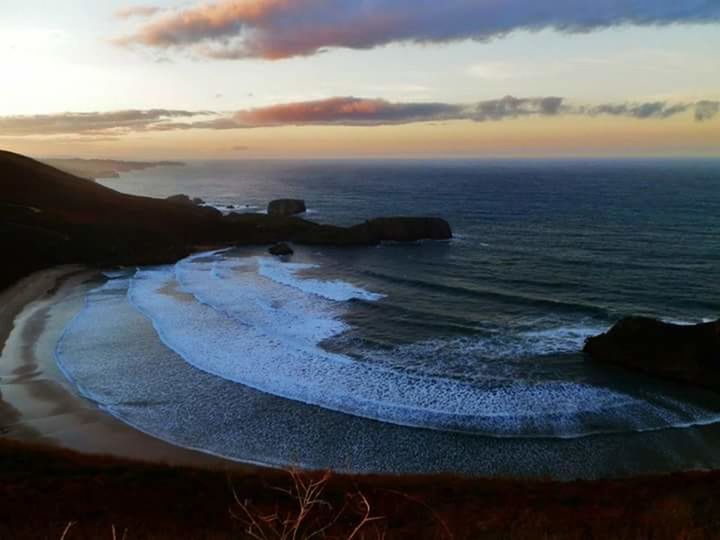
[103,158,720,329]
[52,158,720,477]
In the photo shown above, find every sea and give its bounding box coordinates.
[55,158,720,479]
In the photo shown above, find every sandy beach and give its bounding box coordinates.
[1,166,720,538]
[0,266,245,470]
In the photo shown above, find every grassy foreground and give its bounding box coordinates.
[2,440,720,539]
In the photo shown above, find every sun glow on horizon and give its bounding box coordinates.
[0,1,719,159]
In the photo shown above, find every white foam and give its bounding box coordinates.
[94,277,130,292]
[178,255,347,348]
[122,252,720,437]
[364,321,604,360]
[665,318,717,326]
[353,324,608,383]
[102,269,131,279]
[257,257,384,302]
[520,325,606,355]
[201,202,260,215]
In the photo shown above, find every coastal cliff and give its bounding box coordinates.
[0,150,451,291]
[41,158,184,181]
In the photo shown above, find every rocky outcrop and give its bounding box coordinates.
[221,215,453,246]
[165,194,220,217]
[584,317,720,390]
[167,194,207,207]
[0,150,454,291]
[366,217,452,242]
[268,199,306,217]
[268,242,294,256]
[166,194,194,205]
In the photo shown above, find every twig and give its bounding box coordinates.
[60,521,76,540]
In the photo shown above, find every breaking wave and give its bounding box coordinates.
[104,250,720,438]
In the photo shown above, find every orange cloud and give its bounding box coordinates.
[1,98,716,138]
[233,97,463,126]
[115,0,291,53]
[115,0,720,60]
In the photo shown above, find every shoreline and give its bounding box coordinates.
[7,263,720,480]
[0,266,249,471]
[2,270,720,536]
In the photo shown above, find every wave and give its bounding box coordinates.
[665,317,718,325]
[256,257,384,302]
[120,251,720,438]
[359,268,611,317]
[54,277,720,478]
[102,269,133,279]
[340,323,607,385]
[201,202,260,215]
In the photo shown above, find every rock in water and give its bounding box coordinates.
[367,217,452,242]
[268,199,306,216]
[0,149,455,290]
[584,317,720,390]
[268,242,294,256]
[192,197,205,205]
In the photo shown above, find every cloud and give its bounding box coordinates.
[0,110,214,136]
[157,96,564,128]
[0,135,121,144]
[695,100,720,121]
[115,6,161,19]
[115,0,720,60]
[151,117,242,131]
[1,98,716,137]
[580,102,692,119]
[231,97,464,126]
[180,96,710,128]
[471,96,564,121]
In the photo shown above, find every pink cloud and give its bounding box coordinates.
[232,97,464,126]
[115,0,720,60]
[1,98,716,137]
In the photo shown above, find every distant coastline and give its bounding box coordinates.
[41,158,184,181]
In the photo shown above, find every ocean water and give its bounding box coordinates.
[56,159,720,478]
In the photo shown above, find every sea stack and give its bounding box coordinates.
[584,317,720,390]
[268,199,306,217]
[367,217,452,241]
[0,150,454,290]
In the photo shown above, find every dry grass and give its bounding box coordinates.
[2,440,720,539]
[230,469,385,540]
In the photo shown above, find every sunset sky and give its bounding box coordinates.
[1,1,719,159]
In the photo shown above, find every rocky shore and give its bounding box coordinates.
[585,317,720,391]
[0,150,451,291]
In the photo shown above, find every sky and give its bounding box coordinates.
[1,0,719,159]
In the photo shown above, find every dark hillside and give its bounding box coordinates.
[0,150,452,290]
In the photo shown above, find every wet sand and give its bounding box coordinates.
[0,267,247,470]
